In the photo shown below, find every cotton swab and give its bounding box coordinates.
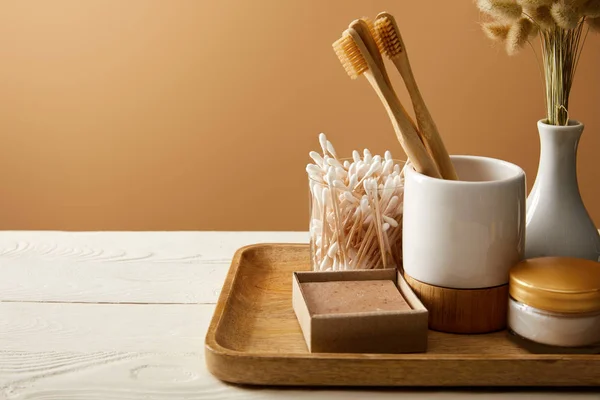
[307,133,404,271]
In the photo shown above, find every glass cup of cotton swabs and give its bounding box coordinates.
[307,133,405,271]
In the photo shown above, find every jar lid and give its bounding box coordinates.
[509,257,600,314]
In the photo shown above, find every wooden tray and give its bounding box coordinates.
[204,244,600,387]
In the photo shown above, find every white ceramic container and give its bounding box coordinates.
[403,155,526,289]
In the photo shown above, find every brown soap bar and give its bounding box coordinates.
[301,279,411,315]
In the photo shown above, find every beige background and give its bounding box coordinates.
[0,0,598,231]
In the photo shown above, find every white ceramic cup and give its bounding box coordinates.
[403,155,526,289]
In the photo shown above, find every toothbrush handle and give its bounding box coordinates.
[347,28,441,179]
[391,56,459,180]
[364,70,441,179]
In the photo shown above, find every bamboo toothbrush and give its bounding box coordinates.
[374,12,458,180]
[333,22,441,179]
[350,19,422,137]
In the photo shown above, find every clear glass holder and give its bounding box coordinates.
[308,173,404,271]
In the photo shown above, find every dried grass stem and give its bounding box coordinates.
[540,22,588,125]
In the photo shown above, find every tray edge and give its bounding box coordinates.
[203,243,600,387]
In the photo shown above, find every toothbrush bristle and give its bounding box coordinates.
[332,33,367,80]
[362,17,386,56]
[374,16,402,58]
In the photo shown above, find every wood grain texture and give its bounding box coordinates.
[0,302,209,353]
[1,351,221,400]
[0,231,307,304]
[1,306,590,400]
[0,302,208,399]
[1,231,597,399]
[206,244,600,387]
[404,273,509,334]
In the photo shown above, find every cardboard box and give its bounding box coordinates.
[292,269,428,354]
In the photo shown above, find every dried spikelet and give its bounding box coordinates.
[528,20,540,37]
[332,33,367,80]
[477,0,524,21]
[573,0,590,7]
[588,16,600,30]
[517,0,552,6]
[482,22,512,40]
[518,0,554,7]
[527,6,557,29]
[550,2,582,29]
[506,17,533,55]
[374,17,402,57]
[583,0,600,17]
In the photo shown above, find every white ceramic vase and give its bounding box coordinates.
[525,120,600,261]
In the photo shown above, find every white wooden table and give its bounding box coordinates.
[0,231,596,399]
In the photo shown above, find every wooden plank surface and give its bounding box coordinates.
[0,231,307,304]
[0,231,597,399]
